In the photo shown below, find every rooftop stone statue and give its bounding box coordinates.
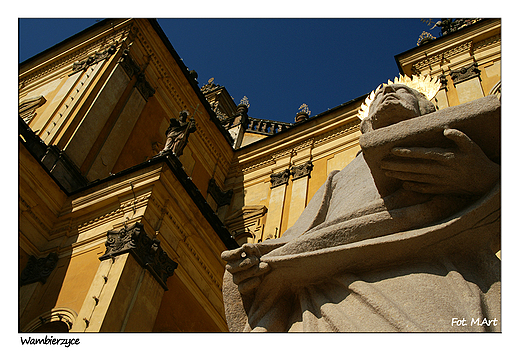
[221,82,500,332]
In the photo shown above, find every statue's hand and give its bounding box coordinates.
[380,128,499,196]
[221,243,271,295]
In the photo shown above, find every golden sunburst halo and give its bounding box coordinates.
[357,74,441,120]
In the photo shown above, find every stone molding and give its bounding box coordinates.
[474,34,501,52]
[136,29,188,111]
[411,30,501,74]
[19,195,52,235]
[71,44,117,74]
[119,49,141,78]
[19,95,47,124]
[413,41,472,72]
[234,120,359,175]
[450,62,481,85]
[99,222,178,290]
[290,161,313,180]
[21,308,78,332]
[270,169,290,188]
[20,252,59,286]
[313,120,360,146]
[19,23,133,87]
[75,192,151,232]
[119,50,156,101]
[184,239,222,290]
[489,80,501,100]
[225,206,268,246]
[148,195,188,241]
[19,116,88,193]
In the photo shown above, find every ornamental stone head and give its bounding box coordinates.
[360,84,436,133]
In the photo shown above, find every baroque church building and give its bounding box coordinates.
[19,18,500,332]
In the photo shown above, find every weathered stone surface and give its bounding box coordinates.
[221,87,500,332]
[360,95,500,197]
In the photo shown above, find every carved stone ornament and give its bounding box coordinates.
[290,161,313,180]
[19,95,47,124]
[119,49,141,78]
[71,44,117,74]
[208,178,233,207]
[450,62,481,85]
[135,73,156,101]
[117,50,155,100]
[270,169,290,188]
[20,252,59,286]
[201,77,221,95]
[439,74,448,90]
[99,222,178,290]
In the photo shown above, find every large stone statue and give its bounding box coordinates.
[158,110,196,157]
[221,77,500,332]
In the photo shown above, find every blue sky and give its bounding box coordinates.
[19,18,443,124]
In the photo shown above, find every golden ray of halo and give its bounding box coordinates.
[357,74,441,120]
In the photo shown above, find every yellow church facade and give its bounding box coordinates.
[18,18,500,332]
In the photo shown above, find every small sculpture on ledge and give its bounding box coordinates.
[158,110,197,157]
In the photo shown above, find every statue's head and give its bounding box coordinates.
[179,110,189,122]
[360,84,436,133]
[358,75,440,134]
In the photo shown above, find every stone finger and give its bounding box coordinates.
[391,147,455,161]
[443,128,474,152]
[226,255,260,274]
[221,246,246,261]
[232,261,270,284]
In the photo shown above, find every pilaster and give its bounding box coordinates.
[287,161,313,229]
[71,222,177,332]
[264,169,290,240]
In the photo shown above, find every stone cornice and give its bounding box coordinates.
[410,33,500,74]
[19,21,134,88]
[231,119,359,175]
[474,34,501,52]
[396,18,500,74]
[413,41,473,72]
[75,192,152,233]
[70,44,118,74]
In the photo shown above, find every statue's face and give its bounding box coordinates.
[367,84,422,130]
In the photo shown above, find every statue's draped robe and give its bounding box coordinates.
[223,154,500,332]
[163,120,188,155]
